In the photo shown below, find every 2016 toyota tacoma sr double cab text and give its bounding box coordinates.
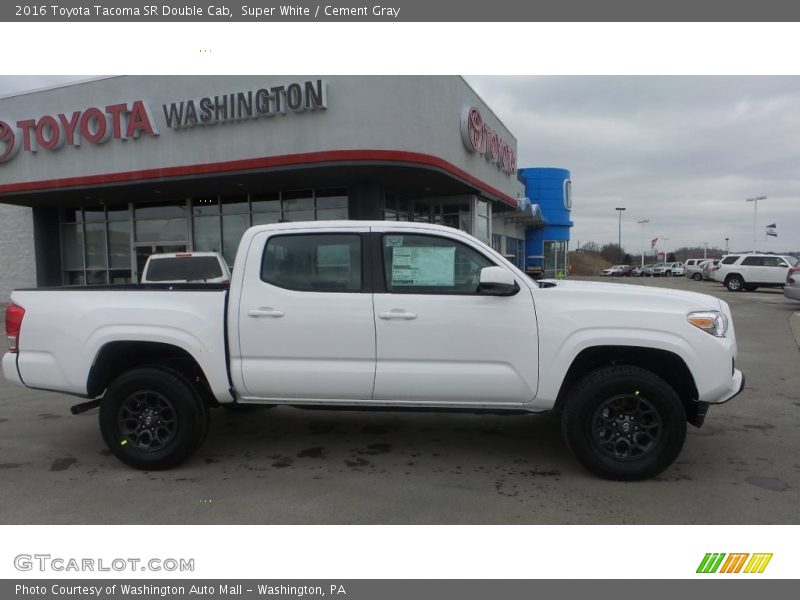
[3,221,744,480]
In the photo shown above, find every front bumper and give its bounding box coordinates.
[716,368,745,404]
[689,370,744,427]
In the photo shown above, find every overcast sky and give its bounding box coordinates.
[467,76,800,254]
[2,76,798,254]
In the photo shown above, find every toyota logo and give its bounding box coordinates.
[0,120,21,163]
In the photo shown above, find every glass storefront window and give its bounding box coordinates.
[316,189,348,210]
[252,193,280,213]
[135,218,188,242]
[222,214,250,265]
[193,216,222,253]
[61,208,83,223]
[107,207,130,222]
[193,198,219,216]
[84,207,106,223]
[84,223,108,269]
[284,191,314,211]
[316,208,347,221]
[544,240,568,279]
[135,203,186,219]
[58,189,352,286]
[61,223,84,270]
[108,221,131,269]
[222,195,249,214]
[252,212,281,226]
[86,270,108,285]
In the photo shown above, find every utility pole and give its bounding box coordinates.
[745,196,766,252]
[637,219,649,267]
[615,207,626,263]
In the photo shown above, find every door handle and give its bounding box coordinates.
[379,309,418,320]
[248,307,285,318]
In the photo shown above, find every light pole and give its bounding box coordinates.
[745,196,766,252]
[702,242,708,259]
[637,219,649,267]
[725,237,729,254]
[615,207,626,263]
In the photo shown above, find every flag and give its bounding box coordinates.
[766,223,777,237]
[651,237,659,248]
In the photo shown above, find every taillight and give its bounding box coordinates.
[5,303,25,353]
[788,266,800,284]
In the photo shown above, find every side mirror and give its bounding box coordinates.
[479,266,519,296]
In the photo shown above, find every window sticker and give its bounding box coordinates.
[391,247,455,286]
[385,236,404,248]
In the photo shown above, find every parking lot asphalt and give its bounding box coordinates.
[1,276,798,524]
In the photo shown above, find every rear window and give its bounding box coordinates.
[721,256,740,265]
[145,256,223,281]
[260,233,362,292]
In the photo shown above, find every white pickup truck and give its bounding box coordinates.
[3,221,744,480]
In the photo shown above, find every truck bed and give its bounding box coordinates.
[5,286,230,400]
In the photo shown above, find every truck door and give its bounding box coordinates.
[370,228,539,406]
[233,228,376,401]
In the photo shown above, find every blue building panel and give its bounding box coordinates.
[518,167,573,277]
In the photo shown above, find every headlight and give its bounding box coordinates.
[687,310,728,337]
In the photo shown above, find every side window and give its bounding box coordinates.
[762,257,783,267]
[741,256,763,266]
[382,233,494,294]
[261,234,362,292]
[721,255,740,265]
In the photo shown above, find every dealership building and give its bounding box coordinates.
[0,76,572,300]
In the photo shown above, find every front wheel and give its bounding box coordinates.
[561,365,687,480]
[725,274,745,292]
[99,366,208,470]
[692,273,702,281]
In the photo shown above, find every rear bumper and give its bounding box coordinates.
[784,286,800,301]
[2,352,24,387]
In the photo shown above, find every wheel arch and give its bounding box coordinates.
[87,341,217,406]
[553,345,703,426]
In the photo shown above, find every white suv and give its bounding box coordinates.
[713,253,797,291]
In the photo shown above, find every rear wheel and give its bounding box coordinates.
[99,366,208,470]
[692,273,702,281]
[561,365,687,480]
[725,274,745,292]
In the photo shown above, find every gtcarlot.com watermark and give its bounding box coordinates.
[14,553,195,572]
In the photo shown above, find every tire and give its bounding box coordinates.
[692,273,702,281]
[725,274,745,292]
[561,365,687,481]
[100,366,208,470]
[665,271,672,277]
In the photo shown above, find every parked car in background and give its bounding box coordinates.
[702,259,720,280]
[652,262,683,277]
[633,263,656,277]
[686,259,710,281]
[141,252,231,284]
[713,253,797,291]
[601,264,633,277]
[784,264,800,301]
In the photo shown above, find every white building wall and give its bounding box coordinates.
[0,204,37,303]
